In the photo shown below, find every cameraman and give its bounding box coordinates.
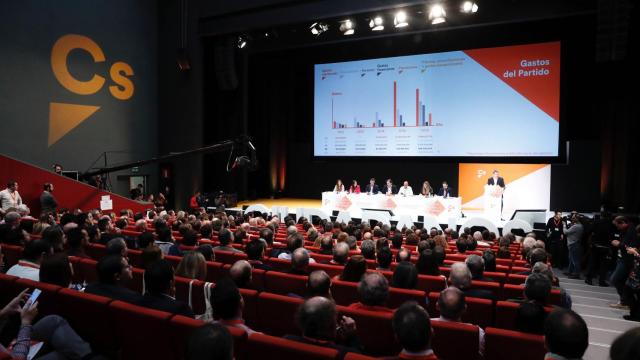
[585,211,615,286]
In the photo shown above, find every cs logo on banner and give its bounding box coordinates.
[49,34,134,146]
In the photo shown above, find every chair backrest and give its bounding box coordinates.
[256,292,303,336]
[417,274,447,293]
[387,287,427,309]
[163,255,183,270]
[264,271,308,296]
[343,353,378,360]
[431,320,480,360]
[126,249,143,268]
[427,292,493,329]
[337,305,399,356]
[205,261,227,282]
[264,257,292,271]
[331,279,360,306]
[80,258,99,284]
[484,271,507,284]
[240,288,259,328]
[0,273,20,305]
[56,288,117,355]
[109,300,175,360]
[1,244,22,268]
[215,250,242,265]
[484,327,546,360]
[506,273,527,285]
[86,243,106,260]
[308,262,344,277]
[247,333,339,360]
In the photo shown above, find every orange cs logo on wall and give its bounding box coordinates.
[49,34,134,146]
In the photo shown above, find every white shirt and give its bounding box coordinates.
[7,261,40,281]
[333,185,345,193]
[0,189,22,211]
[398,186,414,196]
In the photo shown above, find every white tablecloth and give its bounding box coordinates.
[321,192,461,224]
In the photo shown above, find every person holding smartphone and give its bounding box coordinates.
[0,289,95,359]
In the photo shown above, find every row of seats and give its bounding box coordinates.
[0,273,546,360]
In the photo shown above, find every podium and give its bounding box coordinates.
[484,185,504,219]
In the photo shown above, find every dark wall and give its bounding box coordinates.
[0,0,158,197]
[227,14,603,210]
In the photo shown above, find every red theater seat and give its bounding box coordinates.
[248,333,339,360]
[417,274,447,293]
[264,271,307,296]
[431,320,480,360]
[484,327,545,360]
[163,254,183,269]
[256,292,303,336]
[427,292,493,329]
[56,288,117,354]
[387,287,427,309]
[205,261,227,282]
[2,244,22,268]
[215,250,243,265]
[85,243,106,260]
[79,258,99,284]
[240,288,259,328]
[308,262,344,277]
[265,257,292,271]
[331,279,360,306]
[126,249,143,268]
[109,300,175,360]
[506,273,527,285]
[343,353,378,360]
[0,273,20,305]
[337,305,399,356]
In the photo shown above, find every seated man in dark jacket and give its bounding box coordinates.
[137,259,194,317]
[285,297,361,356]
[85,255,143,304]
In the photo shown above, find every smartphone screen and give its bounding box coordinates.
[23,288,41,310]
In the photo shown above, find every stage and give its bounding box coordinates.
[232,197,550,235]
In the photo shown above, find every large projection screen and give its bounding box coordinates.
[314,42,560,157]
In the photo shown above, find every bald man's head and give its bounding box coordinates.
[307,270,332,299]
[358,272,389,306]
[438,287,466,321]
[449,262,472,290]
[296,297,337,339]
[333,242,350,264]
[292,248,310,271]
[229,260,252,288]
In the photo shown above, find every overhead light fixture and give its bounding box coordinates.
[428,4,446,25]
[310,22,329,36]
[339,19,355,35]
[237,35,248,49]
[394,11,409,28]
[461,1,478,14]
[369,16,384,31]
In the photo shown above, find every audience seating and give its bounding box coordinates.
[1,244,22,268]
[484,327,546,360]
[256,292,302,336]
[427,292,493,329]
[264,271,307,296]
[248,333,339,360]
[431,320,480,360]
[337,305,399,356]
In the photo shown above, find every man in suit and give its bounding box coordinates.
[487,170,506,217]
[137,259,194,317]
[365,178,379,195]
[381,179,397,195]
[85,255,144,304]
[449,262,496,301]
[39,183,58,214]
[437,181,454,198]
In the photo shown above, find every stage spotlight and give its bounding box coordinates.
[339,19,355,35]
[369,16,384,31]
[237,35,248,49]
[461,1,478,13]
[310,22,329,36]
[428,4,446,24]
[394,11,409,28]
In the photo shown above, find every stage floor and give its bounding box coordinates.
[237,198,322,209]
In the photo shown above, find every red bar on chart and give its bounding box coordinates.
[393,81,397,127]
[416,88,419,126]
[428,113,432,126]
[333,121,336,129]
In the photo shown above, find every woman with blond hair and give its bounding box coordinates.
[421,181,434,196]
[175,251,207,281]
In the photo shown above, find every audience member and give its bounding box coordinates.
[39,253,72,288]
[6,239,52,281]
[610,327,640,360]
[338,255,367,282]
[288,248,311,275]
[197,244,214,262]
[360,240,375,260]
[432,287,484,356]
[185,323,233,360]
[213,229,242,253]
[544,309,588,360]
[331,242,350,265]
[348,272,393,313]
[106,237,128,258]
[229,260,252,288]
[416,249,440,276]
[307,270,332,300]
[141,245,164,270]
[138,259,194,317]
[396,248,411,263]
[390,301,437,360]
[515,301,547,335]
[245,240,272,270]
[175,251,207,281]
[212,277,259,334]
[482,250,497,272]
[523,272,552,305]
[285,297,361,355]
[449,262,495,301]
[466,254,493,282]
[66,227,90,258]
[85,255,143,304]
[392,261,418,289]
[376,246,392,271]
